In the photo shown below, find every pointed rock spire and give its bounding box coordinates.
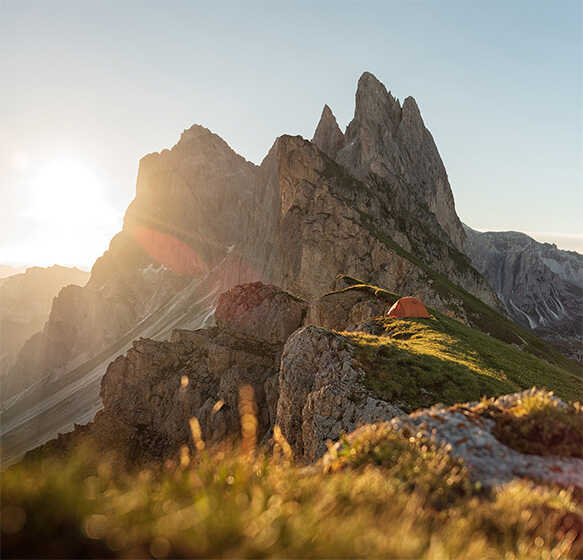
[312,104,345,159]
[353,71,402,129]
[334,71,466,251]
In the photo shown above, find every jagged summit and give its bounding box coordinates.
[353,71,402,129]
[312,104,345,159]
[313,71,465,251]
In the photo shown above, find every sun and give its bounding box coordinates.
[29,158,105,221]
[17,157,121,268]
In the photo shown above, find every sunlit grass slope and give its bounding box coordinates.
[345,311,583,410]
[3,435,582,559]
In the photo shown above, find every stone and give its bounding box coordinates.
[330,389,583,490]
[98,327,282,461]
[276,326,404,461]
[215,282,308,344]
[312,104,345,159]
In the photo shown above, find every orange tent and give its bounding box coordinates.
[387,296,430,319]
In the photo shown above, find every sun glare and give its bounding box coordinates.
[11,157,121,268]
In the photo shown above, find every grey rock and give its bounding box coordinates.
[312,104,345,160]
[327,388,583,490]
[306,283,397,331]
[332,72,466,251]
[276,326,404,461]
[99,326,281,460]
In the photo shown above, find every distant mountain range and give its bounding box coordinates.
[1,72,580,466]
[0,265,25,279]
[464,226,582,360]
[0,266,89,380]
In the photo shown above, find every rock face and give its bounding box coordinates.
[215,282,308,344]
[99,328,281,460]
[276,326,404,461]
[464,226,583,360]
[261,135,497,311]
[90,282,308,461]
[315,72,466,251]
[0,266,89,384]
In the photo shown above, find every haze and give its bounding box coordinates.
[1,0,581,269]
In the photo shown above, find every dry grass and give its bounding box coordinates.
[2,426,582,559]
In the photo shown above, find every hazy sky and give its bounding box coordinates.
[1,0,582,268]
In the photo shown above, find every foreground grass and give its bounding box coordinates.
[344,312,583,411]
[485,391,583,459]
[2,431,582,559]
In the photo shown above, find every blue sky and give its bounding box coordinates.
[1,0,581,267]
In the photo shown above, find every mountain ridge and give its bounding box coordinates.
[2,71,579,466]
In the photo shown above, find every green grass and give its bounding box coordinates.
[2,435,582,559]
[343,311,583,411]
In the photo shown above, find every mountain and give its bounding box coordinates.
[2,72,578,465]
[315,72,465,251]
[0,265,25,279]
[464,225,583,361]
[0,265,89,378]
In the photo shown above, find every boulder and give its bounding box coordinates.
[307,283,398,331]
[215,282,308,344]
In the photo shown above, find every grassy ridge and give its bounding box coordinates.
[346,312,583,410]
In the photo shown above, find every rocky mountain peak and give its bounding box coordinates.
[354,71,401,124]
[312,104,345,159]
[326,71,466,251]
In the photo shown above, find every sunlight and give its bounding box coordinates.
[28,158,105,221]
[12,157,121,268]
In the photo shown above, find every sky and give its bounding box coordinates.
[1,0,581,269]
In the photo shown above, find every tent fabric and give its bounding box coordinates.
[387,296,430,319]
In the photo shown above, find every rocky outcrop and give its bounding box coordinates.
[464,226,583,360]
[215,282,308,344]
[72,282,306,462]
[328,389,583,490]
[21,281,582,475]
[98,328,281,460]
[276,326,404,461]
[307,281,398,331]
